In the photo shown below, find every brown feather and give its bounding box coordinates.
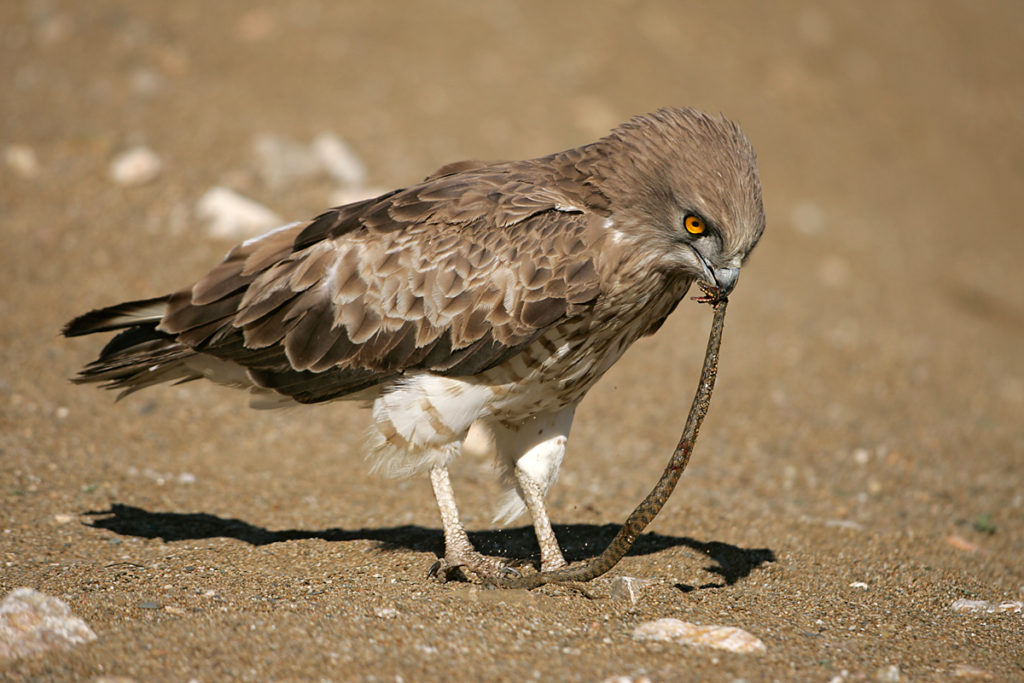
[67,107,764,407]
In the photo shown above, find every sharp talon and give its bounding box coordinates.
[691,282,725,305]
[428,558,465,582]
[499,566,522,579]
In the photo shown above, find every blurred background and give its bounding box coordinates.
[1,1,1022,678]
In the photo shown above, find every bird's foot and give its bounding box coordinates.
[428,552,524,584]
[692,281,726,305]
[540,555,568,573]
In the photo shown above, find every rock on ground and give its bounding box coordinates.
[0,588,97,661]
[632,618,766,653]
[196,186,284,241]
[950,599,1023,614]
[109,146,162,187]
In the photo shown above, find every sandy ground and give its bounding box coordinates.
[2,1,1023,680]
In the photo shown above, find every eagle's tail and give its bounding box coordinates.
[62,296,201,397]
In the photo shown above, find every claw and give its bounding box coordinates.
[428,553,521,583]
[692,282,726,305]
[427,560,443,579]
[427,557,468,583]
[499,565,523,579]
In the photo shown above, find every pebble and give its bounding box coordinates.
[875,664,903,682]
[605,576,655,604]
[950,599,1023,614]
[945,535,980,552]
[852,448,871,465]
[849,581,869,590]
[952,664,995,679]
[0,587,97,661]
[138,601,161,610]
[109,146,162,187]
[312,132,367,187]
[253,134,322,189]
[632,618,766,653]
[4,145,40,179]
[129,67,165,96]
[196,186,282,240]
[252,131,369,193]
[374,607,399,619]
[53,513,76,524]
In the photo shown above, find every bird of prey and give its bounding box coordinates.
[63,107,765,581]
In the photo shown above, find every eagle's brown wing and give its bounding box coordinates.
[158,161,604,403]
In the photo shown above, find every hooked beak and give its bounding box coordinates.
[712,265,739,296]
[693,251,741,298]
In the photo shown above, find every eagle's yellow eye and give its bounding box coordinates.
[684,215,706,235]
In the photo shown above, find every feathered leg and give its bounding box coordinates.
[489,405,576,572]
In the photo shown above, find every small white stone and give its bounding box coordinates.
[632,618,766,653]
[0,588,97,661]
[177,472,196,484]
[849,581,869,590]
[951,664,996,679]
[4,145,40,179]
[197,186,282,240]
[129,67,165,95]
[852,448,871,465]
[313,132,367,187]
[55,406,70,420]
[607,576,655,604]
[109,146,162,186]
[824,519,864,530]
[950,599,1023,614]
[374,607,399,619]
[253,134,320,189]
[53,514,76,524]
[876,664,902,682]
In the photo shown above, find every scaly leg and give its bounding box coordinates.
[428,464,517,581]
[515,466,568,571]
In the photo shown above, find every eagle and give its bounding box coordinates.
[64,107,765,580]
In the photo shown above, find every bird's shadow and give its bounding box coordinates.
[83,503,774,589]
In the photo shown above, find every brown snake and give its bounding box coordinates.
[488,289,728,589]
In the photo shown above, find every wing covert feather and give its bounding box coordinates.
[160,165,604,402]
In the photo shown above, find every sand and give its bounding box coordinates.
[2,1,1022,680]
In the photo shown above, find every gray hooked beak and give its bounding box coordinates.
[712,265,739,296]
[693,251,741,297]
